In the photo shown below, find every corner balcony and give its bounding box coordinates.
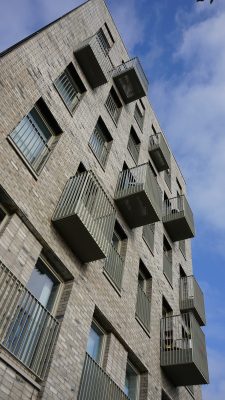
[160,313,209,386]
[52,171,116,263]
[180,276,206,326]
[0,261,59,380]
[111,58,149,104]
[114,163,162,228]
[78,353,129,400]
[162,195,195,242]
[74,34,112,89]
[149,133,171,172]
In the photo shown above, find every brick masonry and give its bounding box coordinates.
[0,0,205,399]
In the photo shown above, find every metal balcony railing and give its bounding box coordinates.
[104,245,124,290]
[136,285,151,331]
[105,92,121,124]
[78,353,129,400]
[54,70,81,114]
[89,127,111,168]
[74,33,113,89]
[115,163,162,228]
[180,276,206,326]
[163,253,172,286]
[53,171,116,262]
[149,133,171,172]
[142,224,155,254]
[111,58,149,104]
[127,135,140,164]
[160,313,209,386]
[162,195,195,241]
[0,261,59,380]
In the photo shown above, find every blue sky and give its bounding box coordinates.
[1,0,225,398]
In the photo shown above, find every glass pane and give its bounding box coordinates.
[86,324,103,362]
[124,363,138,400]
[27,258,59,311]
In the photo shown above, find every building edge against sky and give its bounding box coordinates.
[0,0,209,399]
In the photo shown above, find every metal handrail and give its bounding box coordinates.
[127,135,140,164]
[0,261,59,380]
[180,276,206,325]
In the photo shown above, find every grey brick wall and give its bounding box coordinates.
[0,0,204,399]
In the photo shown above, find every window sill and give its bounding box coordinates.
[142,236,154,257]
[103,269,122,297]
[163,272,173,289]
[135,315,151,338]
[88,144,107,172]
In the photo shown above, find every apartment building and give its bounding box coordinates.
[0,0,209,399]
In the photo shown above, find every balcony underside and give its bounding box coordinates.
[163,212,194,241]
[180,300,206,326]
[53,214,106,263]
[115,190,160,228]
[75,45,107,89]
[113,68,146,104]
[149,148,169,172]
[161,349,208,386]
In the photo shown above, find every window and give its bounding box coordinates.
[105,87,122,124]
[134,100,145,131]
[162,297,173,318]
[86,321,104,363]
[0,205,7,227]
[162,390,172,400]
[97,28,111,55]
[104,221,127,290]
[176,178,183,196]
[127,127,140,164]
[163,236,172,285]
[143,223,155,254]
[54,63,86,114]
[179,239,186,258]
[26,257,61,312]
[89,117,112,168]
[136,261,152,332]
[164,169,171,191]
[124,361,139,400]
[8,98,62,174]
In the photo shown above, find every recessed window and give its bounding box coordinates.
[54,63,86,114]
[105,87,122,125]
[89,117,112,168]
[143,223,155,254]
[97,28,111,55]
[164,169,171,191]
[86,322,104,363]
[163,236,172,286]
[124,361,139,400]
[179,240,186,258]
[127,127,140,164]
[8,98,62,174]
[134,101,145,131]
[0,206,7,227]
[136,261,152,332]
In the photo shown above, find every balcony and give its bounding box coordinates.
[180,276,206,326]
[78,353,129,400]
[160,313,209,386]
[0,261,59,380]
[104,244,124,290]
[162,195,195,241]
[149,133,171,172]
[52,171,116,262]
[74,33,112,89]
[136,285,151,332]
[111,58,149,104]
[114,163,162,228]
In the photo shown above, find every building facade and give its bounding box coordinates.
[0,0,209,399]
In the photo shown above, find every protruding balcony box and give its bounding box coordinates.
[74,34,112,89]
[78,353,129,400]
[160,313,209,386]
[114,163,162,228]
[149,133,171,172]
[52,171,116,263]
[180,276,206,326]
[111,58,149,104]
[162,195,195,241]
[0,262,59,380]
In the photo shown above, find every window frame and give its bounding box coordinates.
[88,117,112,169]
[86,320,106,365]
[0,204,8,232]
[124,360,140,400]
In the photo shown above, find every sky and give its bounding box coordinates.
[0,0,224,398]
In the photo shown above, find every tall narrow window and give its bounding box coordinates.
[8,98,62,174]
[89,117,112,168]
[127,127,140,164]
[134,100,145,131]
[54,63,86,114]
[164,169,171,191]
[179,239,186,258]
[105,87,122,124]
[136,261,152,332]
[97,28,111,55]
[143,223,155,254]
[124,361,139,400]
[0,205,7,228]
[163,236,172,286]
[86,321,104,363]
